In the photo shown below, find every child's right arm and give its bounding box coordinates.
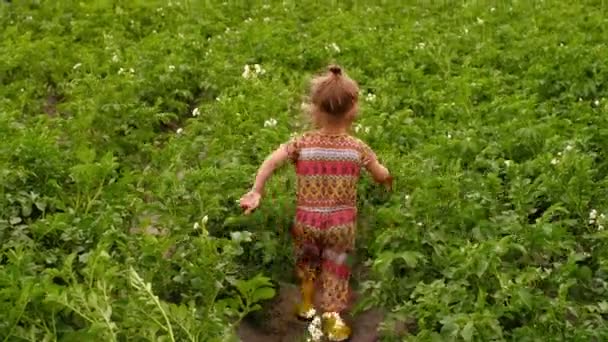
[239,146,289,215]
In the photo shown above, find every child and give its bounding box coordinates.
[239,65,392,341]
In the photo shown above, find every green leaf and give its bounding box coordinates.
[475,258,489,278]
[461,321,475,341]
[517,288,533,309]
[397,251,424,268]
[21,203,32,217]
[34,200,47,211]
[252,287,275,302]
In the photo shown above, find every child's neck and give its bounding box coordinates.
[319,126,348,135]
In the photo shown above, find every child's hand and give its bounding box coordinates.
[383,175,393,192]
[239,191,261,215]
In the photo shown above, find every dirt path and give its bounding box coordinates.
[237,283,384,342]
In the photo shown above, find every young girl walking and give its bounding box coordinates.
[239,65,392,341]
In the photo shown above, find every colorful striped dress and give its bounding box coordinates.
[283,130,377,313]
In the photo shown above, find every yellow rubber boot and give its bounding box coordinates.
[296,278,316,320]
[322,312,351,341]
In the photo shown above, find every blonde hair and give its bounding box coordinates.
[309,64,359,119]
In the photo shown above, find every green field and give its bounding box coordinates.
[1,1,608,341]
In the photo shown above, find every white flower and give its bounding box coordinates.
[565,144,573,151]
[354,124,363,133]
[405,195,411,201]
[416,42,426,49]
[202,215,209,225]
[129,68,135,73]
[464,27,469,34]
[302,308,316,318]
[242,64,265,79]
[307,316,323,342]
[365,93,376,102]
[192,107,200,117]
[476,17,484,24]
[594,99,600,106]
[73,63,82,70]
[490,7,496,12]
[447,133,452,139]
[322,312,338,320]
[169,65,175,71]
[112,54,119,62]
[242,65,252,79]
[245,17,253,23]
[326,42,340,53]
[364,126,371,134]
[194,222,200,230]
[263,17,270,22]
[264,118,277,127]
[176,128,184,134]
[118,67,125,74]
[504,160,512,167]
[26,16,33,21]
[253,64,265,75]
[590,209,598,220]
[417,222,423,226]
[599,225,605,231]
[551,158,559,165]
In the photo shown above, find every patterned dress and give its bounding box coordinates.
[283,130,377,313]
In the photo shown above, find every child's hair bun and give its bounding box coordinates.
[328,64,342,76]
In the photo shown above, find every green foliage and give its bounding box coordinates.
[2,0,608,341]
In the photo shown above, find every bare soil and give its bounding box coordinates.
[237,282,384,342]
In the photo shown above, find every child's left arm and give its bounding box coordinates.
[360,141,393,191]
[239,146,290,215]
[366,159,393,191]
